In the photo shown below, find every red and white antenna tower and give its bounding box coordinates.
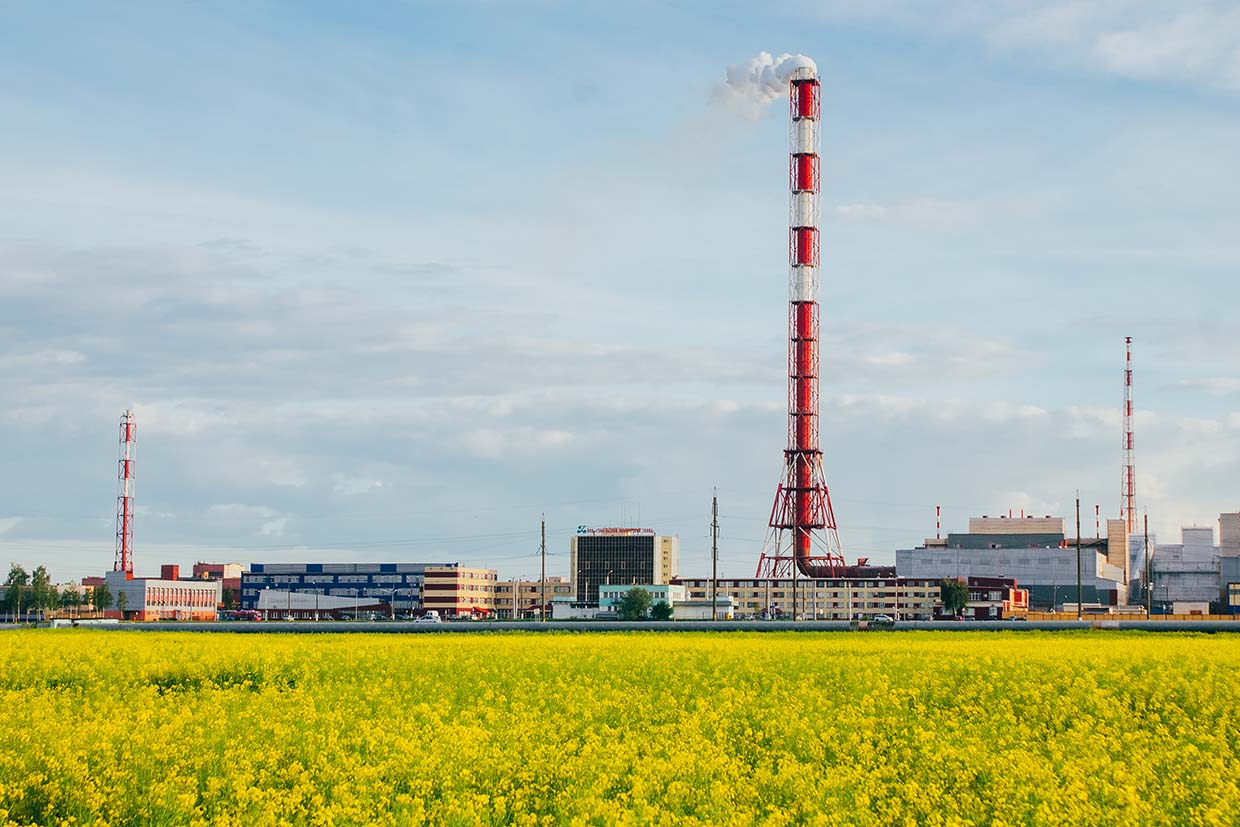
[114,410,136,578]
[1121,337,1136,534]
[756,63,846,579]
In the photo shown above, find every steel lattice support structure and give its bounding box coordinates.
[756,65,846,580]
[114,410,136,578]
[1121,337,1136,534]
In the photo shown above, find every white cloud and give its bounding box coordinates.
[465,427,575,460]
[1174,377,1240,395]
[809,1,1240,90]
[332,476,385,496]
[258,517,289,537]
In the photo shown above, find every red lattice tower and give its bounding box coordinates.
[114,410,136,578]
[1121,337,1136,534]
[756,65,846,579]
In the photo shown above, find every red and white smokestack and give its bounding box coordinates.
[936,505,941,540]
[114,410,136,578]
[756,61,845,580]
[788,66,822,574]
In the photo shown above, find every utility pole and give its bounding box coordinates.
[711,490,719,621]
[1144,512,1152,616]
[1076,493,1082,621]
[540,515,547,623]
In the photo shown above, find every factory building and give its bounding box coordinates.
[676,575,942,620]
[896,515,1128,609]
[1130,519,1235,613]
[421,565,498,618]
[570,529,679,606]
[494,576,573,620]
[240,562,448,615]
[105,567,220,621]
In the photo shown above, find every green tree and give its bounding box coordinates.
[617,587,652,620]
[30,566,54,618]
[92,583,113,613]
[116,591,129,617]
[222,588,238,611]
[939,578,969,617]
[60,586,80,609]
[650,600,673,621]
[4,564,30,619]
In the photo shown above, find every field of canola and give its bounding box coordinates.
[1,630,1238,826]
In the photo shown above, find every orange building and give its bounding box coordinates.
[420,565,496,618]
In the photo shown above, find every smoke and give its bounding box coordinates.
[718,51,818,112]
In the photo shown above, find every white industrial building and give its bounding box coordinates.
[105,569,220,621]
[896,515,1128,609]
[1132,514,1240,613]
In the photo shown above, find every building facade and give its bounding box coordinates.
[192,562,244,601]
[254,589,388,619]
[1140,526,1221,611]
[421,565,497,617]
[494,576,573,620]
[676,577,941,620]
[570,529,679,605]
[896,514,1128,609]
[105,569,220,621]
[240,562,445,614]
[964,576,1030,619]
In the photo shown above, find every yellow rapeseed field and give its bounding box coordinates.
[1,630,1237,826]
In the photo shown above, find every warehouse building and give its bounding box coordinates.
[240,562,448,615]
[254,589,389,620]
[570,528,678,606]
[896,515,1128,609]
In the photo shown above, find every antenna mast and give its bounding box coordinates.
[114,410,136,578]
[1122,337,1136,534]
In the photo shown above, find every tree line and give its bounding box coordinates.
[3,563,116,620]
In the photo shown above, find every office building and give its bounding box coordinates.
[676,575,941,620]
[421,565,497,617]
[494,576,573,619]
[105,568,221,621]
[570,528,679,605]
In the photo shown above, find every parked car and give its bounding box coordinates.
[872,614,895,624]
[414,611,442,624]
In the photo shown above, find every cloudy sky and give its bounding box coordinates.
[2,1,1239,583]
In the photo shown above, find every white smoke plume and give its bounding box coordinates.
[718,51,818,110]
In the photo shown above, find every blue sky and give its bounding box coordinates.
[2,1,1239,582]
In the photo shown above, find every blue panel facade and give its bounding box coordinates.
[239,563,446,612]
